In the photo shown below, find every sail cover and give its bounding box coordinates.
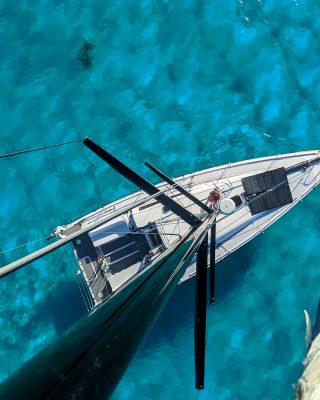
[242,167,293,215]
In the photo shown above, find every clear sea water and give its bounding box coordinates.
[0,0,320,399]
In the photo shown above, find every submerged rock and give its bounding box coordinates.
[78,40,95,69]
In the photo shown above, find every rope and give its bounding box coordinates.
[0,139,83,159]
[62,246,91,312]
[97,143,145,164]
[0,236,52,254]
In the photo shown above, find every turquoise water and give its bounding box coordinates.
[0,0,320,399]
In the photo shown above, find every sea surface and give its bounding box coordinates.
[0,1,320,399]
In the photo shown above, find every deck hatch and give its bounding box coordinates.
[242,167,293,215]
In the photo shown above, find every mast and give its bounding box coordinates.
[0,214,213,400]
[209,219,216,305]
[194,232,208,389]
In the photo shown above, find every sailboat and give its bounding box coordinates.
[0,138,319,400]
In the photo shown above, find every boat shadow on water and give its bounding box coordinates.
[35,279,88,335]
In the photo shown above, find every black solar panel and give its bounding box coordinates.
[242,167,293,215]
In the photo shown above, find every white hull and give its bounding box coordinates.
[64,150,320,305]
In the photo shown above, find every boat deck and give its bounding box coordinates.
[72,226,162,305]
[65,150,320,298]
[98,233,151,273]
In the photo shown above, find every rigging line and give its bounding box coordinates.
[97,143,197,185]
[88,180,187,226]
[63,246,90,312]
[0,235,53,254]
[62,245,92,310]
[77,271,94,311]
[74,274,90,313]
[97,143,145,164]
[73,269,95,311]
[0,139,83,159]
